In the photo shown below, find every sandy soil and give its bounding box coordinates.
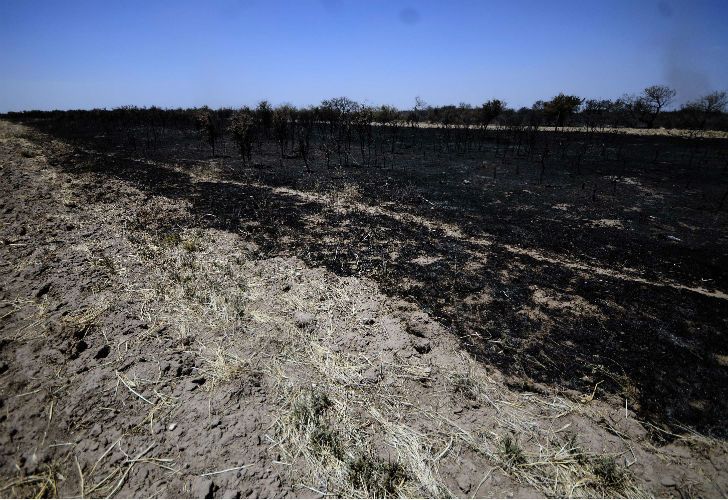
[1,120,727,497]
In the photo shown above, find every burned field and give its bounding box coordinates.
[1,111,728,497]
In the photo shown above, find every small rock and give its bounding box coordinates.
[406,312,432,338]
[167,423,177,431]
[94,345,111,359]
[32,449,49,464]
[361,317,375,325]
[660,476,676,487]
[192,478,215,499]
[455,471,472,493]
[412,338,431,354]
[361,366,382,384]
[35,282,51,298]
[293,311,315,328]
[174,362,189,377]
[221,489,241,499]
[70,340,88,359]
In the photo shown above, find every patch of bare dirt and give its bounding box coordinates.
[530,287,606,319]
[591,218,624,229]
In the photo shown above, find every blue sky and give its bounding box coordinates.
[1,0,727,111]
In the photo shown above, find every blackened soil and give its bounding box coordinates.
[14,120,728,439]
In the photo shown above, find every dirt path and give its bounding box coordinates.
[1,120,727,497]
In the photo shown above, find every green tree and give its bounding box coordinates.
[479,99,506,129]
[582,99,613,130]
[543,94,583,128]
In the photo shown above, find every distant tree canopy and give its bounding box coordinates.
[544,94,583,128]
[322,96,360,118]
[256,100,273,137]
[625,85,677,128]
[375,105,398,125]
[581,99,615,130]
[480,99,506,129]
[681,91,728,130]
[5,84,728,134]
[643,85,677,112]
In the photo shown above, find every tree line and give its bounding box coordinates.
[5,86,728,208]
[4,85,728,174]
[5,84,728,133]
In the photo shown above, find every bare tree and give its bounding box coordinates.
[682,91,728,129]
[229,107,256,167]
[631,85,676,128]
[272,105,293,164]
[296,107,315,172]
[414,96,428,125]
[195,107,222,156]
[354,105,375,165]
[376,105,399,154]
[321,97,359,166]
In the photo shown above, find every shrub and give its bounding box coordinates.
[229,107,256,166]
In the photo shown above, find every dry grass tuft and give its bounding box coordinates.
[0,463,61,498]
[450,371,478,401]
[199,347,249,391]
[498,434,526,468]
[347,455,409,498]
[591,456,628,492]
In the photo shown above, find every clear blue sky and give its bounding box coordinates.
[1,0,727,111]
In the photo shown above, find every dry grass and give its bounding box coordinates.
[0,296,52,341]
[233,256,646,497]
[198,347,250,391]
[74,441,175,498]
[0,463,62,498]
